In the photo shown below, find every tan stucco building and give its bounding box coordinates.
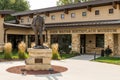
[1,0,120,55]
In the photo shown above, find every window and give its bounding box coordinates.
[61,14,65,19]
[95,10,100,15]
[51,15,55,20]
[71,13,75,18]
[82,12,87,16]
[20,18,24,23]
[96,34,104,48]
[109,9,114,14]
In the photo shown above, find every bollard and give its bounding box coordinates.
[49,68,54,74]
[94,52,96,60]
[21,69,27,76]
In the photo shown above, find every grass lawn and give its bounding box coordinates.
[94,57,120,65]
[60,53,78,59]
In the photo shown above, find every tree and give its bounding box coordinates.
[57,0,78,6]
[0,0,30,21]
[57,0,94,6]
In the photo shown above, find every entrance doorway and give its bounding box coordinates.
[51,34,71,53]
[80,34,86,54]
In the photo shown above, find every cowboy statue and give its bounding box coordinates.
[31,14,47,49]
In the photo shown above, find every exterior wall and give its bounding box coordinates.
[46,5,120,23]
[19,5,120,24]
[118,34,120,55]
[20,16,32,24]
[0,15,4,52]
[6,28,30,35]
[86,34,96,53]
[114,34,118,55]
[72,34,80,53]
[104,33,114,56]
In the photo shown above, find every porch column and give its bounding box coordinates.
[104,33,114,55]
[26,35,28,48]
[5,34,7,43]
[117,34,120,55]
[72,34,80,53]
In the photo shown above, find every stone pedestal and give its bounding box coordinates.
[25,48,52,70]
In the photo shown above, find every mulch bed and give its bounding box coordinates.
[6,65,68,75]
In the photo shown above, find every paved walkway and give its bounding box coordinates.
[0,55,120,80]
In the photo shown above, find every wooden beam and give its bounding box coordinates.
[1,14,5,18]
[87,6,92,12]
[64,9,69,14]
[17,16,20,19]
[112,1,117,9]
[45,12,49,17]
[29,14,33,18]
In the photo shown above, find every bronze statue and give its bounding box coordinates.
[31,14,45,48]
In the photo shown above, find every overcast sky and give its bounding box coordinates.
[28,0,59,10]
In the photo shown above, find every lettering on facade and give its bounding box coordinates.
[72,29,117,33]
[97,29,117,32]
[50,30,58,33]
[50,29,117,34]
[59,30,71,33]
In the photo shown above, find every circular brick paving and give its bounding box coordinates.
[6,65,68,75]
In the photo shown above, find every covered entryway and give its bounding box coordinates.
[51,34,71,53]
[80,34,104,54]
[80,34,86,54]
[7,34,25,49]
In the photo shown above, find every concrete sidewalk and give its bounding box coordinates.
[0,55,120,80]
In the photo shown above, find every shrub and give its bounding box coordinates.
[31,42,35,48]
[105,46,112,57]
[4,42,12,59]
[18,41,28,59]
[51,43,61,60]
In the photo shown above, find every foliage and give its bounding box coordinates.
[31,42,35,48]
[0,0,30,21]
[18,41,28,59]
[105,47,112,57]
[0,50,28,60]
[70,51,80,55]
[52,53,61,60]
[0,52,4,59]
[60,53,77,59]
[4,42,12,59]
[57,0,73,6]
[94,57,120,65]
[57,0,94,6]
[51,43,61,60]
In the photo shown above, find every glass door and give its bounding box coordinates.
[80,34,86,54]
